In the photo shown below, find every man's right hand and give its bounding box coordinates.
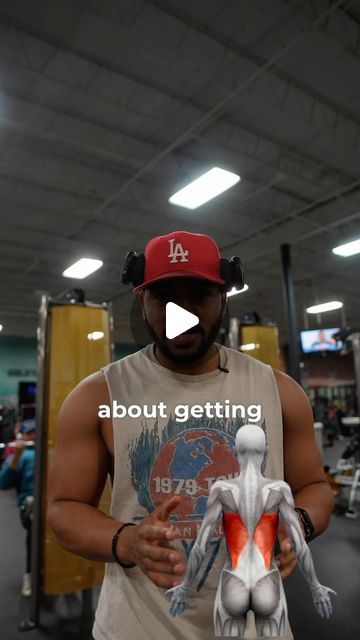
[116,495,185,589]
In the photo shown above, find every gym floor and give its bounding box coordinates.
[0,439,359,640]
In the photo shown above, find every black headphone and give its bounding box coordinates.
[122,251,245,293]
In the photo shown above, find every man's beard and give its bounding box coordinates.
[144,312,223,365]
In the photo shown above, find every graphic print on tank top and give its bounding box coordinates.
[128,414,268,591]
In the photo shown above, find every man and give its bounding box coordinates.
[311,330,337,352]
[0,418,36,596]
[47,231,334,640]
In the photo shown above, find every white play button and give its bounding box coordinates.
[166,302,199,340]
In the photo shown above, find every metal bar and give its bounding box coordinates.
[19,294,50,630]
[351,332,360,414]
[108,302,115,363]
[280,245,301,383]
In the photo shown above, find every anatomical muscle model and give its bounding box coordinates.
[167,425,336,637]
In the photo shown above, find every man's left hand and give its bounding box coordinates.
[275,521,297,579]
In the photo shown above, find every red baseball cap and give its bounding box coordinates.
[134,230,225,291]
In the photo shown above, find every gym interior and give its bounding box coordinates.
[0,2,359,639]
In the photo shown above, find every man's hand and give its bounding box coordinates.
[275,520,297,579]
[166,583,190,616]
[117,496,185,589]
[9,441,27,468]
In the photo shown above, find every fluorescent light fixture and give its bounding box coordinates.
[87,331,104,341]
[332,238,360,257]
[240,343,260,351]
[63,258,103,279]
[0,324,3,332]
[169,167,240,209]
[306,301,343,314]
[227,284,249,297]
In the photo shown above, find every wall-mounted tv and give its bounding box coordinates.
[300,328,342,354]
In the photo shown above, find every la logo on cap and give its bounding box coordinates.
[166,302,199,339]
[168,238,189,264]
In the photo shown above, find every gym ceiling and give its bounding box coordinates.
[0,0,359,342]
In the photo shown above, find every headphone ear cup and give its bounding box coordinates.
[220,257,245,292]
[132,253,145,287]
[122,252,145,287]
[229,256,245,290]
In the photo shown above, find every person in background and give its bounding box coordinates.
[3,419,21,459]
[0,418,36,597]
[313,396,327,424]
[334,402,346,439]
[310,330,336,351]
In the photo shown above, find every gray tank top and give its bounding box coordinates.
[93,344,293,640]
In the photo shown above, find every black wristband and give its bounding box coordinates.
[295,507,315,542]
[111,523,136,568]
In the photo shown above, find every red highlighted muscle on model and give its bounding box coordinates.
[223,512,279,570]
[222,513,249,569]
[254,512,279,569]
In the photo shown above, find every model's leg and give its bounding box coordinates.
[254,614,280,637]
[231,616,246,636]
[222,615,247,637]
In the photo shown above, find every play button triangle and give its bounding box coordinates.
[166,302,199,340]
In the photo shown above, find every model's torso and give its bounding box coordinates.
[220,476,284,586]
